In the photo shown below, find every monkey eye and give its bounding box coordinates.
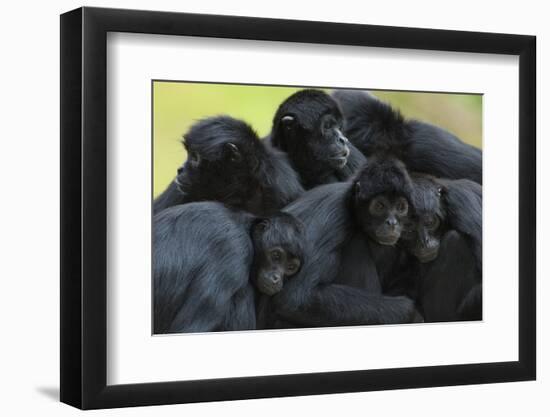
[323,119,336,130]
[424,216,440,230]
[285,258,301,275]
[396,200,408,214]
[270,249,283,262]
[188,152,200,165]
[369,198,387,216]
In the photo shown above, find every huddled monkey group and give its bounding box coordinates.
[153,89,482,334]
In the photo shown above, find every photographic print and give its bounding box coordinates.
[61,8,536,408]
[152,82,482,334]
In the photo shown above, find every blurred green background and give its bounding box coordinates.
[153,82,482,197]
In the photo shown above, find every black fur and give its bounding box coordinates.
[266,89,366,189]
[438,178,482,270]
[332,89,482,184]
[352,157,413,203]
[264,161,420,328]
[154,116,304,215]
[153,202,305,333]
[406,175,482,272]
[349,157,416,293]
[398,174,482,321]
[415,231,480,322]
[153,203,255,333]
[457,283,482,320]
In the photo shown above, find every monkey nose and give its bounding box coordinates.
[270,275,282,285]
[386,218,398,227]
[337,135,348,145]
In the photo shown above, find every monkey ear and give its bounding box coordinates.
[254,218,270,233]
[281,115,295,128]
[224,142,242,163]
[353,181,361,196]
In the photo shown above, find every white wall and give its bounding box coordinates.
[0,0,546,415]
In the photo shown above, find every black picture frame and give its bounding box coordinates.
[60,6,536,410]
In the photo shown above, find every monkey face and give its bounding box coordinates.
[251,215,305,296]
[355,193,409,245]
[401,213,443,263]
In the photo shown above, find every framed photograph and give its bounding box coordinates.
[60,6,536,410]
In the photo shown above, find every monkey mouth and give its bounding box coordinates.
[174,171,190,193]
[329,154,349,168]
[174,179,185,194]
[371,230,401,246]
[257,281,283,296]
[376,234,400,246]
[331,157,348,168]
[414,248,439,263]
